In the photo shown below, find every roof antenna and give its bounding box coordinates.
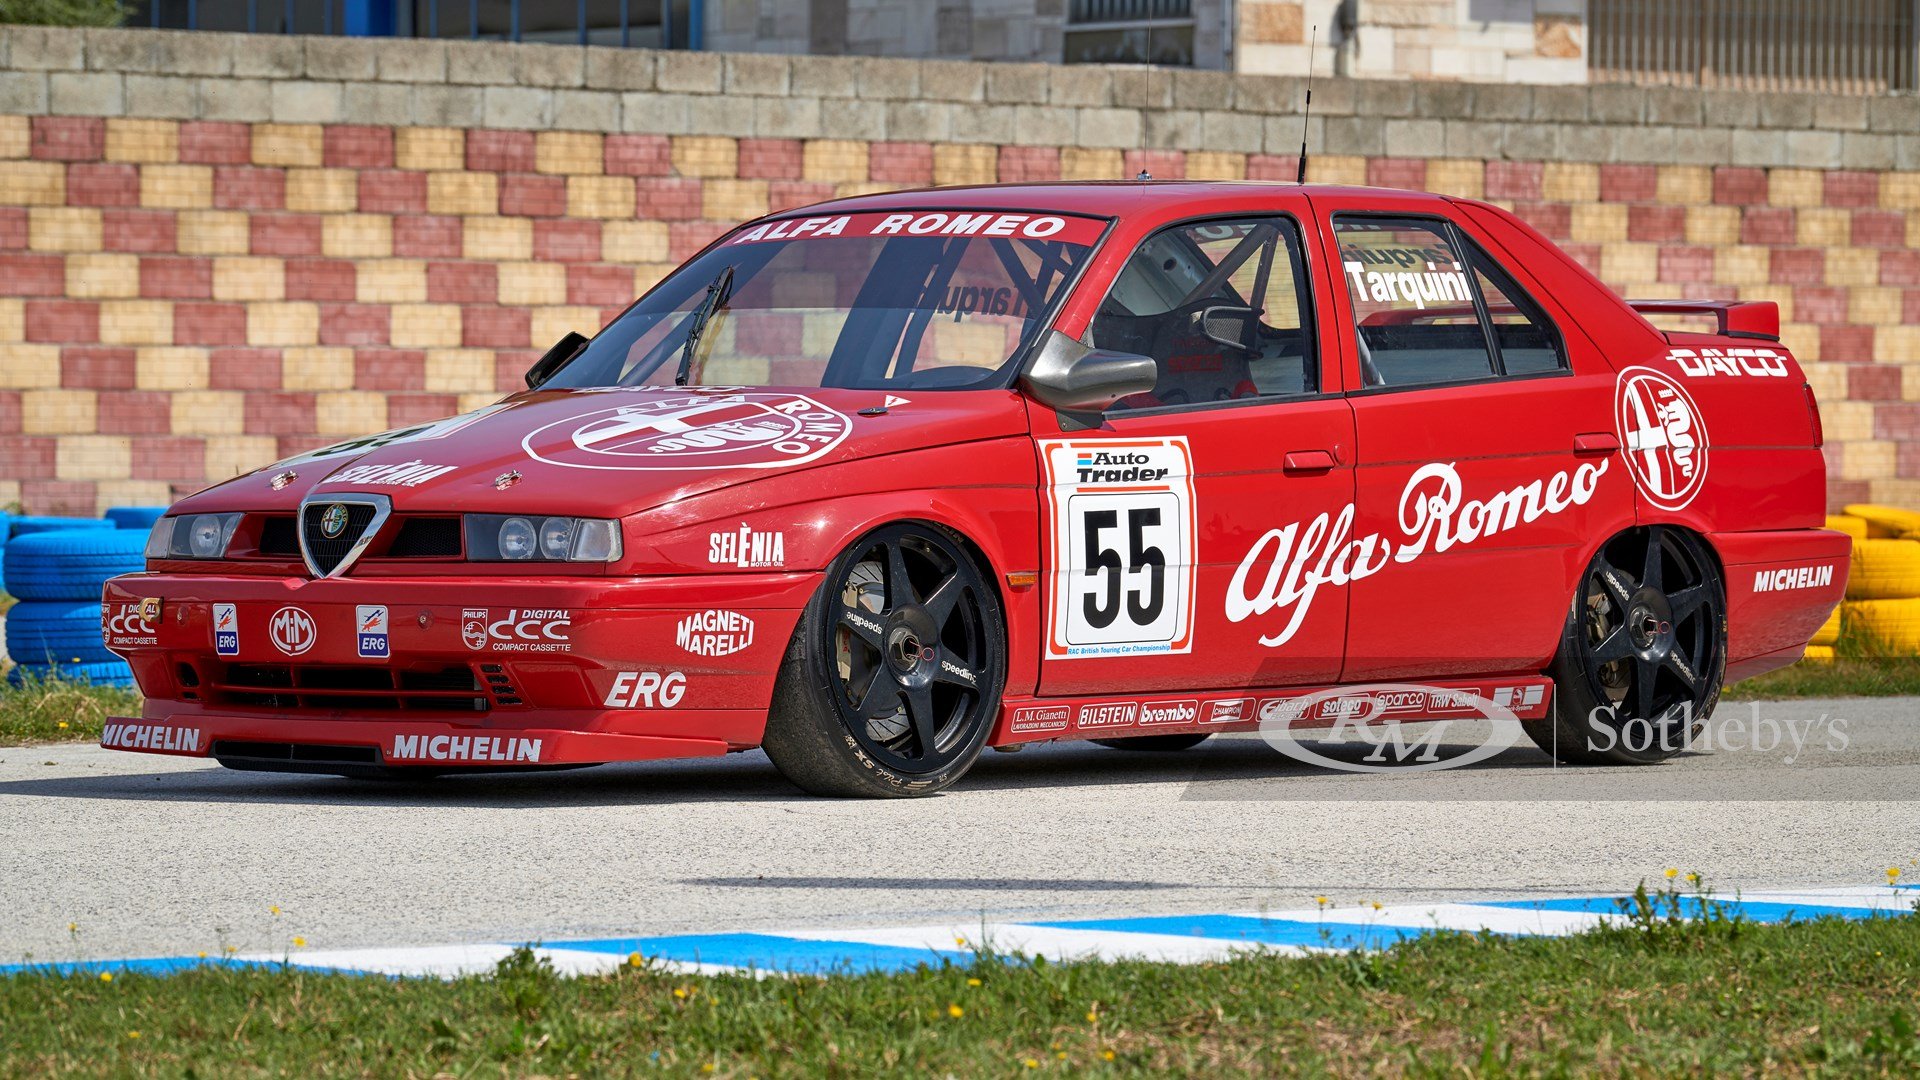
[1296,23,1317,184]
[1135,18,1154,180]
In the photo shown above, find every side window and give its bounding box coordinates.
[1334,215,1566,388]
[1091,216,1317,411]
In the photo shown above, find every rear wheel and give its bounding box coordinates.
[762,524,1005,797]
[1525,526,1725,764]
[1093,733,1211,751]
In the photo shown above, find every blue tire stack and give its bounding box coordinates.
[2,508,165,689]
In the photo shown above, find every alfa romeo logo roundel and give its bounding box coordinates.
[1615,367,1708,512]
[319,503,350,538]
[269,605,316,657]
[521,393,853,472]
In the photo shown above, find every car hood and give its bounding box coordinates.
[173,386,1033,517]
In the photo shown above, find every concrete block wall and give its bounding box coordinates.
[0,25,1915,514]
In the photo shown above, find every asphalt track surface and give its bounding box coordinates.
[2,696,1915,965]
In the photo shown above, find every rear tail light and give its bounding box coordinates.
[1803,382,1824,447]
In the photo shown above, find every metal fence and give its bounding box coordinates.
[133,0,699,47]
[1591,0,1919,94]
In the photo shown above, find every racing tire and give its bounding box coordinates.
[1802,645,1836,661]
[1846,539,1920,600]
[1841,597,1920,652]
[1843,504,1920,539]
[1811,605,1842,648]
[2,530,148,601]
[6,660,136,688]
[5,600,120,665]
[1825,515,1868,542]
[6,516,114,538]
[1093,733,1212,751]
[105,506,166,531]
[762,523,1006,798]
[1524,526,1726,765]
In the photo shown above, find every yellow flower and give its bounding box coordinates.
[954,936,967,946]
[1086,1011,1098,1023]
[67,922,77,933]
[126,1031,140,1039]
[628,952,643,967]
[99,972,112,983]
[57,721,68,729]
[1103,1050,1116,1061]
[948,1004,964,1018]
[1663,868,1679,880]
[269,905,281,916]
[701,1065,715,1074]
[673,987,687,999]
[1889,867,1903,882]
[1685,872,1700,884]
[1023,1059,1039,1069]
[223,945,237,954]
[292,937,306,948]
[967,977,982,987]
[1314,896,1328,906]
[1370,901,1383,911]
[1057,1051,1069,1060]
[197,951,207,960]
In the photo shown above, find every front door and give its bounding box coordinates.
[1033,213,1356,696]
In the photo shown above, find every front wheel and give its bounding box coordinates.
[1524,526,1726,765]
[762,524,1006,797]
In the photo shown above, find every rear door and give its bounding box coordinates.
[1033,213,1355,696]
[1308,196,1636,681]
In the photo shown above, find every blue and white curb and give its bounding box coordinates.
[6,885,1912,980]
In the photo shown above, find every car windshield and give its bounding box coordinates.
[541,210,1105,391]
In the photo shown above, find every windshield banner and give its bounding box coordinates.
[727,210,1108,247]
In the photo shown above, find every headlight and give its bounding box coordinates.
[465,515,623,563]
[147,513,244,560]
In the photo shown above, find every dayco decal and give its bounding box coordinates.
[1617,366,1708,511]
[101,723,200,752]
[709,523,785,568]
[389,734,542,764]
[603,670,687,709]
[323,458,456,487]
[269,605,316,657]
[522,392,852,472]
[1139,700,1199,726]
[463,608,571,652]
[676,609,755,657]
[1753,565,1836,593]
[1668,347,1790,378]
[1077,701,1139,729]
[1009,705,1071,732]
[1229,459,1609,648]
[102,602,159,647]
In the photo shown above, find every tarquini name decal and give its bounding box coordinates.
[1228,459,1610,647]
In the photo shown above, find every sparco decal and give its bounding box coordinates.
[676,609,755,657]
[1077,701,1140,729]
[1667,347,1790,378]
[1753,565,1836,593]
[1139,700,1199,725]
[1229,459,1609,648]
[1258,683,1525,774]
[323,458,456,487]
[1041,437,1197,660]
[522,393,852,472]
[101,602,159,647]
[1616,366,1708,511]
[212,602,239,656]
[101,723,200,752]
[604,671,687,709]
[709,524,785,568]
[389,734,542,764]
[463,608,571,652]
[269,605,316,657]
[1009,705,1071,733]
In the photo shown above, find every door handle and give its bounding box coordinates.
[1283,449,1338,474]
[1574,432,1620,456]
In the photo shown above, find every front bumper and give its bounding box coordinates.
[100,570,816,768]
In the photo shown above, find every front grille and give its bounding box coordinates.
[301,501,379,575]
[258,516,298,556]
[387,517,462,557]
[207,662,488,714]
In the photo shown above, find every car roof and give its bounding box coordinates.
[774,180,1457,220]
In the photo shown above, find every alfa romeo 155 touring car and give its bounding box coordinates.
[100,181,1846,796]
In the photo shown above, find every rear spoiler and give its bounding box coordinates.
[1626,299,1780,342]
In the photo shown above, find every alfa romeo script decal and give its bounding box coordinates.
[522,392,853,472]
[1041,437,1197,659]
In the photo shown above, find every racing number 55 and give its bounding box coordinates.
[1081,506,1166,628]
[1042,437,1196,659]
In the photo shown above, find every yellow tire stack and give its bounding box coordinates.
[1831,506,1920,657]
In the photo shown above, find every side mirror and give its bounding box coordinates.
[1020,331,1158,413]
[525,331,589,389]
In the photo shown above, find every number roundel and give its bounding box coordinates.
[1041,438,1197,659]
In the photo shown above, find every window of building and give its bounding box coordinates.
[1065,0,1195,65]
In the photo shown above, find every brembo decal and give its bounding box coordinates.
[1041,437,1197,660]
[1228,459,1610,648]
[522,392,852,473]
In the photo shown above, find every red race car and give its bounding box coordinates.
[100,182,1847,796]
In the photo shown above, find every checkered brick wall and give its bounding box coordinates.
[1,26,1916,515]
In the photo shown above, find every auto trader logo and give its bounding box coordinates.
[269,606,316,657]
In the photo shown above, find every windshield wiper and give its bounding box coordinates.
[674,265,735,387]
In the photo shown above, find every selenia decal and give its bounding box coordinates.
[522,393,852,472]
[1616,366,1708,511]
[1041,437,1197,659]
[1229,459,1610,648]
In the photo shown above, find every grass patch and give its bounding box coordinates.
[1725,657,1920,699]
[0,670,138,745]
[4,899,1919,1076]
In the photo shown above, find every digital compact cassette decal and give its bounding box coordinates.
[1040,437,1197,659]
